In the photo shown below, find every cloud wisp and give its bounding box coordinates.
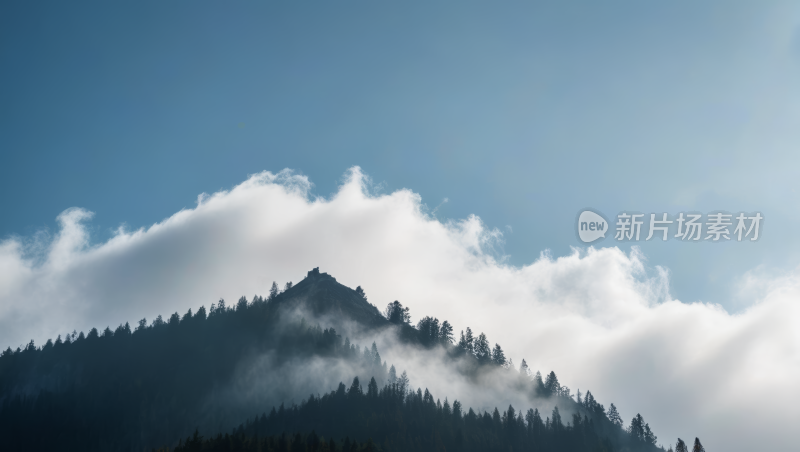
[0,167,797,451]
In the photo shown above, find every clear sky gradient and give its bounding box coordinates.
[2,1,800,309]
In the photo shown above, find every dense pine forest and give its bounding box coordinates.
[0,268,695,451]
[166,374,647,452]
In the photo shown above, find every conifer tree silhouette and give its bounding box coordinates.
[692,437,705,452]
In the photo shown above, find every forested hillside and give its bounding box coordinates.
[168,374,647,452]
[1,268,673,452]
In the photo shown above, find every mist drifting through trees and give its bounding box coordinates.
[1,269,701,451]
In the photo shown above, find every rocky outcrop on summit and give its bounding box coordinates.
[270,267,387,330]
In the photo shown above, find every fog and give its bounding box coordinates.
[0,167,797,450]
[199,303,569,438]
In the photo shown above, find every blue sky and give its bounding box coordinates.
[2,0,800,309]
[3,4,800,449]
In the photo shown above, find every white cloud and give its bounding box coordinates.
[1,167,797,451]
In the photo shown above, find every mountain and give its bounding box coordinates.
[272,267,387,329]
[0,268,666,452]
[272,268,421,344]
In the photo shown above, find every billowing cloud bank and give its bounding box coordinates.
[1,167,798,451]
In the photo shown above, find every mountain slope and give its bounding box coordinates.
[0,268,665,452]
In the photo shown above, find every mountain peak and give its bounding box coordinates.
[274,268,386,330]
[305,266,336,282]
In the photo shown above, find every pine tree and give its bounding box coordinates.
[269,282,279,300]
[584,391,595,410]
[644,423,657,445]
[457,330,471,353]
[692,438,705,452]
[397,371,409,394]
[388,365,397,385]
[491,343,506,366]
[473,333,491,363]
[607,403,622,427]
[384,301,411,324]
[367,377,378,398]
[675,438,689,452]
[629,414,645,441]
[544,371,560,396]
[519,359,530,377]
[531,408,544,436]
[430,317,439,340]
[348,377,362,398]
[533,371,545,394]
[370,342,381,369]
[525,408,534,429]
[434,398,446,417]
[452,400,462,420]
[236,296,248,311]
[355,286,367,301]
[551,406,563,430]
[505,405,516,432]
[416,317,440,345]
[439,320,454,345]
[284,281,293,291]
